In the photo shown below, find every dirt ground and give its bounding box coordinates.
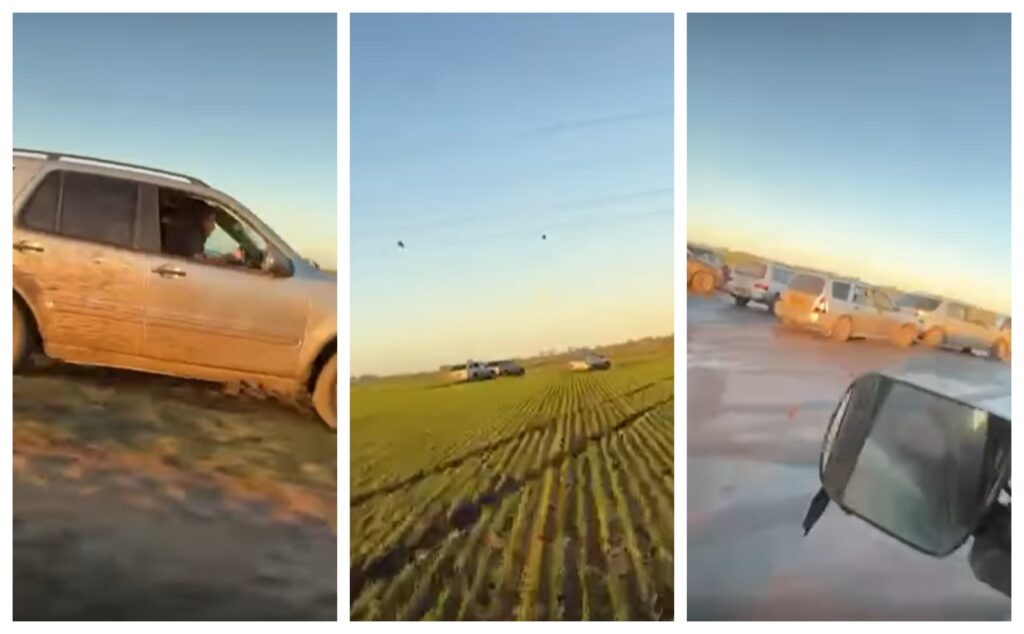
[13,359,337,621]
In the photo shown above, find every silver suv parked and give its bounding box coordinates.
[896,293,1011,361]
[13,149,338,427]
[776,273,919,347]
[725,259,793,311]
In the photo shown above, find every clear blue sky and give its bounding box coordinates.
[689,13,1010,313]
[352,13,674,376]
[14,13,337,268]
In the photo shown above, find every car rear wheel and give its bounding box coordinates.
[13,300,31,372]
[831,317,853,342]
[891,324,916,348]
[922,328,945,348]
[992,338,1010,362]
[312,354,337,430]
[691,271,715,295]
[734,296,749,307]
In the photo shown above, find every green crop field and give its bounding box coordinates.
[350,339,674,620]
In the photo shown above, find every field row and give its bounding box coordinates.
[350,371,673,620]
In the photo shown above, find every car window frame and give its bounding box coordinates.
[142,183,283,278]
[15,168,144,252]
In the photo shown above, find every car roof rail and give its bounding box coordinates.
[13,148,208,186]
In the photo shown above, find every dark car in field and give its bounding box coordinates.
[488,360,525,376]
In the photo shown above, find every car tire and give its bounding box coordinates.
[312,354,337,430]
[734,296,749,307]
[991,339,1010,362]
[891,324,916,348]
[831,317,853,342]
[692,271,715,295]
[13,299,31,372]
[922,328,945,348]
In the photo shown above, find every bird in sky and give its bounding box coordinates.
[397,240,405,249]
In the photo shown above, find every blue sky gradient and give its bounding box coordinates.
[688,13,1009,313]
[14,13,337,268]
[352,14,674,375]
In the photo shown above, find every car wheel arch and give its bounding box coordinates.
[13,290,43,348]
[305,335,337,395]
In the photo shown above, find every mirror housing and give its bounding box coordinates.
[264,247,294,278]
[815,371,1010,556]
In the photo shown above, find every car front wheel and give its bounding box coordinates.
[992,338,1010,362]
[312,354,337,429]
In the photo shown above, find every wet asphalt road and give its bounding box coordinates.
[687,293,1010,621]
[13,363,337,620]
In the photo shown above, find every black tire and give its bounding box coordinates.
[734,296,749,307]
[992,338,1010,362]
[13,299,31,372]
[312,354,337,430]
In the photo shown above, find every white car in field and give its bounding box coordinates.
[452,360,496,382]
[569,354,611,371]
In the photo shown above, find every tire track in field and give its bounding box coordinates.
[349,391,672,604]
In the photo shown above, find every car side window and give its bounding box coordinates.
[18,171,60,233]
[851,286,872,306]
[831,281,851,301]
[60,172,138,248]
[948,304,968,321]
[157,187,269,271]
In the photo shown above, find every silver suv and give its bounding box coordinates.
[725,259,793,311]
[896,293,1011,361]
[12,149,338,428]
[776,273,919,347]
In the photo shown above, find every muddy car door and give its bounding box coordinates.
[13,169,147,358]
[943,302,974,348]
[139,185,308,378]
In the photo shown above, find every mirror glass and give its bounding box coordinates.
[825,376,1008,555]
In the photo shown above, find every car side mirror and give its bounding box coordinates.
[810,372,1010,556]
[264,247,294,278]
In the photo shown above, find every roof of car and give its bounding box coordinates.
[14,148,210,188]
[880,356,1010,420]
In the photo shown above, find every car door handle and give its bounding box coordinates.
[152,265,187,278]
[13,240,44,253]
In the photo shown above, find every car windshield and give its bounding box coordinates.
[790,274,825,295]
[897,294,941,312]
[735,261,767,278]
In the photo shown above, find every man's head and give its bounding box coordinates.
[196,204,217,238]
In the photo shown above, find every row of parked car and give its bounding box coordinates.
[448,353,613,382]
[687,246,1011,362]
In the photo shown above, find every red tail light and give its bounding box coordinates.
[754,282,769,291]
[812,296,829,314]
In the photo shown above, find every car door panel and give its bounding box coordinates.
[143,257,307,377]
[13,170,146,357]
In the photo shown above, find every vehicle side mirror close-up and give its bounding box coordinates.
[264,247,294,278]
[806,372,1010,557]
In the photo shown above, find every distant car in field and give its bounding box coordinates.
[687,247,723,295]
[451,360,496,382]
[725,259,793,311]
[487,360,525,376]
[776,273,919,347]
[895,293,1011,361]
[569,354,611,371]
